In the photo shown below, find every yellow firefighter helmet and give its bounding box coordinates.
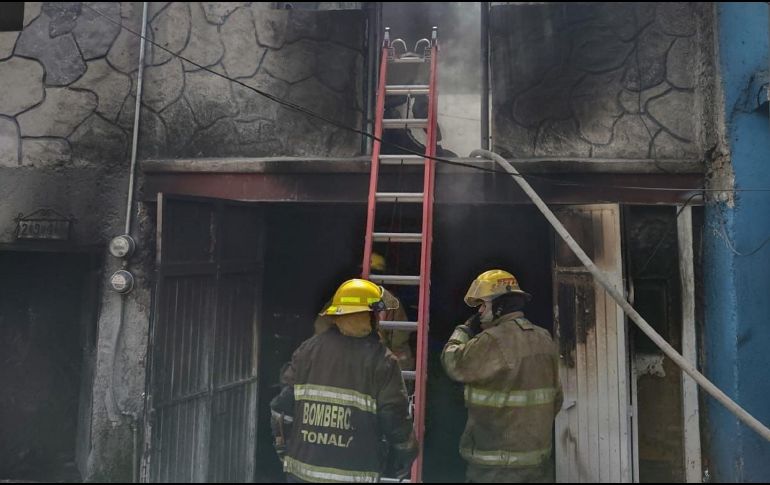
[370,252,387,272]
[464,269,532,307]
[321,279,385,316]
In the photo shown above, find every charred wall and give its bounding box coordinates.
[0,3,368,481]
[138,4,366,159]
[0,3,144,481]
[490,2,716,162]
[0,2,139,246]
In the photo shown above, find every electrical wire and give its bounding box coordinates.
[75,5,770,268]
[78,6,509,173]
[77,4,770,196]
[714,204,770,257]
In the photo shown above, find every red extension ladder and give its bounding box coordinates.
[361,27,439,483]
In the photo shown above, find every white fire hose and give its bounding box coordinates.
[470,149,770,443]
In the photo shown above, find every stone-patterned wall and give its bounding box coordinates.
[0,2,142,249]
[0,2,139,170]
[139,3,366,159]
[0,4,366,481]
[0,3,366,170]
[491,2,714,160]
[0,3,145,482]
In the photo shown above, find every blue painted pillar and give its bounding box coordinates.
[705,3,770,482]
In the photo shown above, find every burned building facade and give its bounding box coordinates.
[0,2,768,483]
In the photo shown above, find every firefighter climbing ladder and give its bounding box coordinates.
[361,27,438,483]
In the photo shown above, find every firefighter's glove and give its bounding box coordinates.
[270,411,292,462]
[273,437,287,462]
[392,436,418,479]
[458,313,482,337]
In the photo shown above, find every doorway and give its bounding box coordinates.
[0,250,99,482]
[143,196,263,483]
[146,196,701,482]
[255,201,555,482]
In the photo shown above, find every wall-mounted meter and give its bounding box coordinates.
[109,235,135,259]
[110,270,135,294]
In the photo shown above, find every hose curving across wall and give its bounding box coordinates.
[470,148,770,444]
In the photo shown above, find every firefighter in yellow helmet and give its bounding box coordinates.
[370,252,387,273]
[312,253,388,335]
[313,253,415,371]
[373,253,415,371]
[271,279,417,482]
[442,270,563,483]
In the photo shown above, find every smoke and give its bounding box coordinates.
[382,3,482,157]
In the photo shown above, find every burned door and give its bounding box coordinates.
[552,204,633,483]
[143,195,263,483]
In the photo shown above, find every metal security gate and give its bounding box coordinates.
[142,195,263,482]
[552,204,634,483]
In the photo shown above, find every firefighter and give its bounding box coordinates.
[313,253,415,372]
[442,269,563,483]
[271,279,418,483]
[312,253,388,335]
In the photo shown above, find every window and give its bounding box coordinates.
[0,3,24,32]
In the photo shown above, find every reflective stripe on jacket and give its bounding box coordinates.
[271,327,414,481]
[442,312,563,469]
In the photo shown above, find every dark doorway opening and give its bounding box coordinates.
[623,205,704,483]
[254,202,553,482]
[426,204,553,482]
[0,250,99,482]
[256,203,366,482]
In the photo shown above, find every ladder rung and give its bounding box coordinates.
[380,320,419,332]
[375,192,424,203]
[373,232,423,243]
[380,155,425,165]
[370,275,421,286]
[389,56,425,64]
[386,85,430,95]
[401,371,416,381]
[380,478,411,483]
[383,118,428,129]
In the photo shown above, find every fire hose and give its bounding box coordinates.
[470,148,770,443]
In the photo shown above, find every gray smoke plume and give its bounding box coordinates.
[383,3,482,157]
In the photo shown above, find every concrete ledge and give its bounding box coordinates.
[141,156,705,175]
